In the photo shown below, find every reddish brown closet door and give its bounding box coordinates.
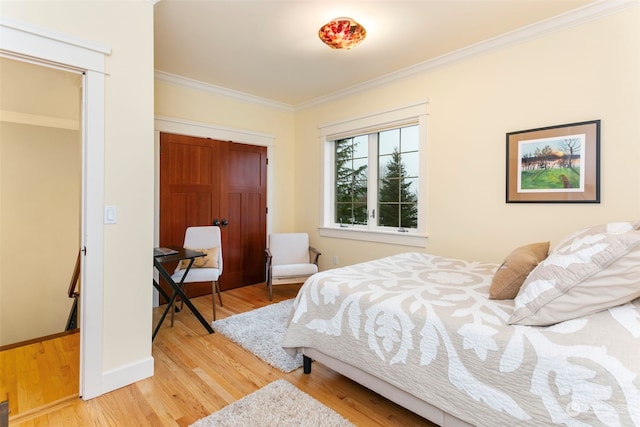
[160,132,267,297]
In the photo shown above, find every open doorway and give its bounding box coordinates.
[1,17,109,405]
[0,57,82,418]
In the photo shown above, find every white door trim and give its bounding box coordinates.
[0,17,110,400]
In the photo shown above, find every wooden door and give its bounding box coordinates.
[159,133,267,297]
[218,142,268,288]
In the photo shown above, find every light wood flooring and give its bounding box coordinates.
[4,282,436,426]
[0,331,80,423]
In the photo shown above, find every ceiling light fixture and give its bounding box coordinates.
[318,17,367,50]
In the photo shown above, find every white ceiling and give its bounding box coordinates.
[154,0,602,107]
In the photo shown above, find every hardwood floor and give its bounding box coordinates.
[6,283,435,426]
[0,331,80,423]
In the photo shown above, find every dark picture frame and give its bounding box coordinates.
[506,120,600,203]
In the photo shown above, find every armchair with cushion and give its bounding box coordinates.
[265,233,320,300]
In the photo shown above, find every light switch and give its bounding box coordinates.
[104,205,117,224]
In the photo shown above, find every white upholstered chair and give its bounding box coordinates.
[171,226,223,321]
[265,233,320,300]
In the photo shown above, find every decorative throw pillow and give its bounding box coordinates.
[179,246,219,270]
[489,242,550,300]
[509,221,640,326]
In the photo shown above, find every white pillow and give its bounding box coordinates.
[509,221,640,326]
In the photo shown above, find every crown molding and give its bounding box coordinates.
[154,70,295,112]
[154,0,638,112]
[296,0,638,110]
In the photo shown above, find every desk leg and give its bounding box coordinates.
[152,282,178,340]
[153,279,171,303]
[153,258,214,338]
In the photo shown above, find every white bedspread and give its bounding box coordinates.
[282,252,640,426]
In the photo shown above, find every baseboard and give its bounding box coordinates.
[100,356,154,396]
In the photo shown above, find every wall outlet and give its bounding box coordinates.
[332,256,338,265]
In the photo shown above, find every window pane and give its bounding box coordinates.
[378,177,399,202]
[378,203,398,227]
[335,203,352,223]
[335,136,369,225]
[335,190,351,203]
[353,178,368,201]
[335,138,353,158]
[353,204,368,225]
[353,157,368,174]
[379,129,399,155]
[378,154,396,177]
[402,151,419,177]
[402,178,419,202]
[353,135,368,158]
[400,203,418,228]
[335,203,368,225]
[400,126,419,152]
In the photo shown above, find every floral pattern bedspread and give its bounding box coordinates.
[282,252,640,426]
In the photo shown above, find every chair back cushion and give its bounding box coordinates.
[269,233,309,265]
[179,246,219,269]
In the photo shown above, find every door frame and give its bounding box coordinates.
[0,18,109,399]
[153,116,274,305]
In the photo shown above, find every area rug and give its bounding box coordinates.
[211,299,303,372]
[190,380,354,427]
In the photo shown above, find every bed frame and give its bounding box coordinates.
[302,348,473,427]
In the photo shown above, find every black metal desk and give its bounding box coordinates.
[153,247,214,340]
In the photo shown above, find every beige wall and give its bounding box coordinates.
[0,58,82,346]
[0,123,80,345]
[0,0,155,382]
[295,7,640,270]
[155,8,640,273]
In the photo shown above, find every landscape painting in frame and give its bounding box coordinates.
[506,120,600,203]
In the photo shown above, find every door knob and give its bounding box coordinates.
[213,218,221,226]
[221,219,229,228]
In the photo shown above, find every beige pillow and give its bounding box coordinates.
[489,242,550,300]
[179,246,219,270]
[509,221,640,326]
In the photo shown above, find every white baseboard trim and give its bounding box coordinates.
[100,356,154,395]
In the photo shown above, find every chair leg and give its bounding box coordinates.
[215,281,223,306]
[211,281,217,321]
[268,279,273,301]
[170,298,174,326]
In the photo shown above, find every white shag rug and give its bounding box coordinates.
[212,299,303,372]
[190,380,354,427]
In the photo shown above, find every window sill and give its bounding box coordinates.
[318,226,428,247]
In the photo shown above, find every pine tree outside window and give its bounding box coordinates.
[335,135,368,226]
[377,126,418,230]
[319,102,427,247]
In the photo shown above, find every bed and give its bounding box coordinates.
[282,222,640,426]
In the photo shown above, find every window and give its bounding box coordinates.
[335,125,419,229]
[320,102,428,247]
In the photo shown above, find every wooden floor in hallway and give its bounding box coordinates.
[0,330,80,424]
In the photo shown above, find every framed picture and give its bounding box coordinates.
[506,120,600,203]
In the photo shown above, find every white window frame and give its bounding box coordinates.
[319,102,428,247]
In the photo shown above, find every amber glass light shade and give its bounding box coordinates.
[318,17,366,50]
